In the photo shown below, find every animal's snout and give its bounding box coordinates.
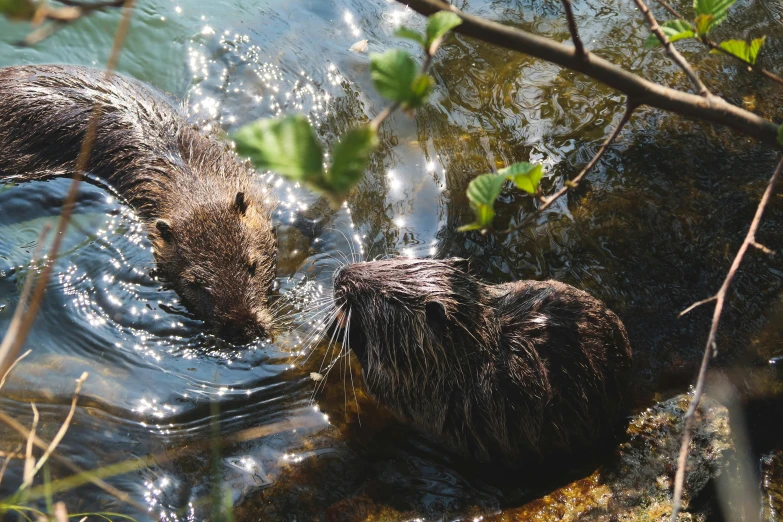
[215,308,271,343]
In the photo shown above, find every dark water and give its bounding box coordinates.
[1,0,783,520]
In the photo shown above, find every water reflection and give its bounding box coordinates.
[0,0,782,519]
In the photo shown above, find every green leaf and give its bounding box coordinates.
[465,174,507,228]
[327,126,379,194]
[0,0,35,20]
[408,74,435,108]
[693,14,714,35]
[232,115,323,181]
[370,49,419,105]
[710,37,766,64]
[694,0,737,28]
[395,26,426,47]
[499,162,544,195]
[778,123,783,147]
[425,11,462,50]
[643,19,695,48]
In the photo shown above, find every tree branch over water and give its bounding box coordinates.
[671,155,782,521]
[496,102,636,235]
[395,0,781,148]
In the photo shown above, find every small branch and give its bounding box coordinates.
[0,444,23,485]
[632,0,711,97]
[750,240,774,255]
[653,0,687,21]
[703,38,783,88]
[679,295,717,317]
[652,0,783,88]
[671,155,783,521]
[495,101,636,235]
[560,0,585,57]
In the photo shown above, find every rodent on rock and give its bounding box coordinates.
[331,257,633,465]
[0,65,277,342]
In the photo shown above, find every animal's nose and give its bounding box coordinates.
[216,309,270,343]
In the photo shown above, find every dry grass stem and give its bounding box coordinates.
[53,501,68,522]
[671,155,783,520]
[23,402,39,487]
[28,372,89,481]
[0,410,144,511]
[0,225,51,378]
[0,349,32,392]
[0,444,23,485]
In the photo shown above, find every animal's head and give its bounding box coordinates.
[151,186,277,342]
[331,258,488,394]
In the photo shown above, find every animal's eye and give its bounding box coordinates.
[249,260,258,277]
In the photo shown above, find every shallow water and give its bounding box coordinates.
[1,0,783,520]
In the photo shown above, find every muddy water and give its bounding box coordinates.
[1,0,782,520]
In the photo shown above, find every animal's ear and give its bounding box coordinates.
[425,300,448,327]
[234,192,248,215]
[451,257,472,273]
[155,219,174,242]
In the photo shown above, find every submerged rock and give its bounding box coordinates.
[488,394,733,521]
[762,450,783,522]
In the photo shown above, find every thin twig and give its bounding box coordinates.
[494,102,636,235]
[679,295,717,317]
[651,0,783,87]
[632,0,711,97]
[671,155,783,520]
[0,0,136,378]
[560,0,585,57]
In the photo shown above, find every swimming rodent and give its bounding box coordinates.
[0,65,277,341]
[331,257,633,464]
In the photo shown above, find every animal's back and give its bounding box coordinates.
[0,65,215,217]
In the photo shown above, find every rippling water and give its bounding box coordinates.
[1,0,783,520]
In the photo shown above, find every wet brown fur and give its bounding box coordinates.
[0,65,277,340]
[333,258,633,464]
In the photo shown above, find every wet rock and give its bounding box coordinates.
[487,394,733,521]
[762,450,783,522]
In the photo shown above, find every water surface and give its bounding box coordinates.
[1,0,782,519]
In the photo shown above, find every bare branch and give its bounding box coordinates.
[679,295,717,317]
[495,102,636,235]
[671,155,783,520]
[560,0,585,57]
[750,240,774,255]
[394,0,782,148]
[632,0,710,97]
